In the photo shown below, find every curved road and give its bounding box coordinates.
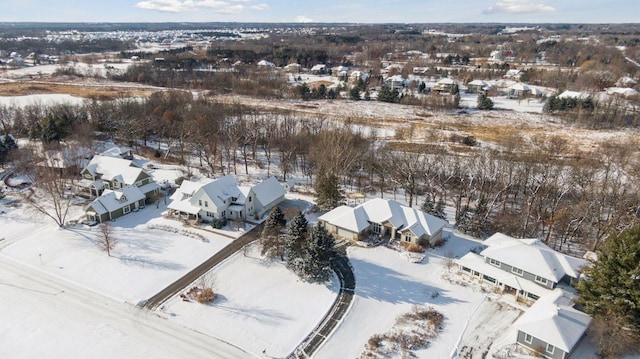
[288,254,356,358]
[143,224,262,309]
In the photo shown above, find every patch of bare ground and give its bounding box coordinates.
[0,80,158,99]
[360,306,445,359]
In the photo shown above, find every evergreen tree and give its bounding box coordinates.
[576,226,640,358]
[297,83,311,100]
[377,85,399,103]
[303,225,335,282]
[422,197,447,220]
[433,199,447,220]
[315,172,345,212]
[261,207,287,260]
[285,210,308,265]
[349,87,361,101]
[477,93,494,110]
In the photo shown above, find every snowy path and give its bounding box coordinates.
[0,254,251,359]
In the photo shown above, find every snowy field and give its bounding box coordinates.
[0,200,232,304]
[159,243,339,358]
[0,93,86,107]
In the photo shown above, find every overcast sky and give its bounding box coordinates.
[0,0,637,24]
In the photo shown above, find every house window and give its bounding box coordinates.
[404,234,412,242]
[462,267,471,273]
[249,196,252,202]
[524,333,533,344]
[489,258,501,267]
[535,276,548,285]
[199,200,202,206]
[483,275,496,283]
[545,344,554,354]
[222,210,226,218]
[104,182,110,189]
[205,201,208,207]
[372,223,381,234]
[511,267,523,276]
[206,212,215,217]
[123,205,130,214]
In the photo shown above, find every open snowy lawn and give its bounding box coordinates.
[0,201,233,304]
[159,243,339,358]
[316,231,492,359]
[0,93,86,107]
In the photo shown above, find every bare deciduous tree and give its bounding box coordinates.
[98,222,117,256]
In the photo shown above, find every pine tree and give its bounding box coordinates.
[477,93,494,110]
[298,225,336,282]
[261,207,287,260]
[576,226,640,358]
[315,172,345,212]
[285,211,308,266]
[434,199,447,220]
[421,196,435,215]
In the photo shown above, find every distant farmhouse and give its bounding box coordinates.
[318,198,448,247]
[167,175,285,223]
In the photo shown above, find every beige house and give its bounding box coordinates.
[318,198,448,246]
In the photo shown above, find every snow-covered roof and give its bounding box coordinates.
[606,87,639,97]
[509,83,530,91]
[468,79,489,87]
[456,252,551,298]
[257,60,275,67]
[251,176,285,207]
[84,155,137,179]
[558,90,590,99]
[436,77,456,85]
[318,205,370,233]
[481,233,588,282]
[311,64,327,71]
[319,198,447,237]
[515,289,591,353]
[87,185,145,215]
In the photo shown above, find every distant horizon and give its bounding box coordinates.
[1,1,638,24]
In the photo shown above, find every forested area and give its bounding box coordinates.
[1,91,638,255]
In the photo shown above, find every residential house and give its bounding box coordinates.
[466,80,490,94]
[507,83,531,99]
[284,63,301,73]
[384,75,406,91]
[310,64,328,75]
[349,70,369,84]
[558,90,590,100]
[167,175,285,223]
[85,185,146,223]
[456,233,588,302]
[77,155,159,199]
[433,77,457,93]
[514,289,591,359]
[318,198,448,246]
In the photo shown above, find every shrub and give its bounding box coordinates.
[367,336,380,349]
[196,287,216,303]
[407,243,424,253]
[212,218,227,229]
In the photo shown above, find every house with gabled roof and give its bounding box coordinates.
[514,289,591,359]
[85,185,146,223]
[167,175,285,223]
[318,198,448,246]
[77,155,159,199]
[456,233,588,302]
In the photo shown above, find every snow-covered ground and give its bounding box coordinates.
[159,244,339,358]
[0,200,233,304]
[0,93,86,107]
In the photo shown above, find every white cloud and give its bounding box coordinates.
[295,15,314,23]
[250,3,269,11]
[135,0,257,14]
[483,0,556,15]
